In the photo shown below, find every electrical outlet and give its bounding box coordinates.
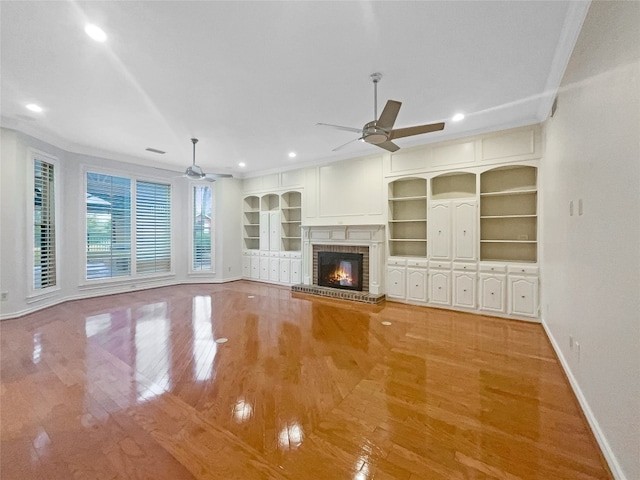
[0,292,7,301]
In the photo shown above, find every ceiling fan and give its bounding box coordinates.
[317,73,445,153]
[182,138,233,182]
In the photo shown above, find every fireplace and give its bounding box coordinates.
[317,252,364,291]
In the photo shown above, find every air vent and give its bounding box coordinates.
[145,147,166,154]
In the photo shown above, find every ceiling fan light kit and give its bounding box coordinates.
[318,72,445,153]
[183,138,233,182]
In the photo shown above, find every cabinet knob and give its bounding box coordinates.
[415,284,419,287]
[491,292,494,295]
[463,289,467,292]
[491,267,495,271]
[521,269,525,272]
[438,230,442,234]
[521,295,526,299]
[463,230,467,235]
[438,287,442,290]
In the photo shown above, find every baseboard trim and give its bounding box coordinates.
[541,318,627,480]
[0,278,238,321]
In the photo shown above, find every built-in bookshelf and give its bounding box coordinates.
[388,178,427,257]
[480,166,537,262]
[281,191,302,251]
[242,195,260,250]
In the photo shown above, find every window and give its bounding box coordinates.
[192,185,213,271]
[33,157,57,289]
[136,181,171,274]
[86,173,131,279]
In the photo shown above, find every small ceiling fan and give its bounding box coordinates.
[182,138,232,182]
[317,73,445,153]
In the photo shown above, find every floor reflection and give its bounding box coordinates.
[192,295,216,382]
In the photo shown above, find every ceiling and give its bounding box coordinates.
[1,1,589,177]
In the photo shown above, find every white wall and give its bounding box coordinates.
[0,130,242,319]
[541,2,640,479]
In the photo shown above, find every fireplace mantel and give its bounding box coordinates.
[300,225,385,295]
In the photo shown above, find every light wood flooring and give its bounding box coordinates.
[0,281,612,479]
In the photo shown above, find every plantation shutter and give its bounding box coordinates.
[86,173,132,278]
[193,185,212,271]
[135,181,171,274]
[33,159,56,289]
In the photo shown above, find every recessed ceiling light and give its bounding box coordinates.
[238,162,246,168]
[26,103,43,113]
[85,24,107,42]
[452,113,465,122]
[288,152,297,158]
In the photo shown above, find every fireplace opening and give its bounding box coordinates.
[317,252,364,291]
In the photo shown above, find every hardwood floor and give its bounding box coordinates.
[1,281,611,479]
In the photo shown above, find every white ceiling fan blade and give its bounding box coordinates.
[204,173,233,181]
[332,137,363,151]
[317,123,362,134]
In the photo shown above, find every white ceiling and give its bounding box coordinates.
[1,1,589,177]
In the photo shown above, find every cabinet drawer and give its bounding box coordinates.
[479,263,507,274]
[388,257,407,266]
[453,262,477,272]
[429,261,451,270]
[290,252,302,259]
[260,251,270,257]
[406,259,428,268]
[507,265,538,275]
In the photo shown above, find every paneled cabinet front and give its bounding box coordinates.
[406,268,427,303]
[508,275,538,317]
[453,272,476,309]
[479,273,506,313]
[386,265,406,299]
[429,269,451,306]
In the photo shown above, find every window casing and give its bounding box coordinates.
[192,185,213,272]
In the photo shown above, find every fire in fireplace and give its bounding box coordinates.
[317,252,363,291]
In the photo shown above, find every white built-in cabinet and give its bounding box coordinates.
[242,190,302,286]
[386,165,539,320]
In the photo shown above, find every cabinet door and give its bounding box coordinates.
[259,212,270,251]
[509,276,538,317]
[479,274,506,313]
[453,272,476,308]
[430,202,451,259]
[291,259,302,284]
[259,257,269,280]
[454,201,476,261]
[242,255,251,278]
[429,270,450,305]
[269,211,280,251]
[279,258,290,284]
[406,268,427,302]
[269,257,279,282]
[250,256,260,279]
[386,267,406,299]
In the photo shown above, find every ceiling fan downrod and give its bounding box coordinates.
[371,72,382,121]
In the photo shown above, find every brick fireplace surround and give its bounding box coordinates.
[292,225,386,303]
